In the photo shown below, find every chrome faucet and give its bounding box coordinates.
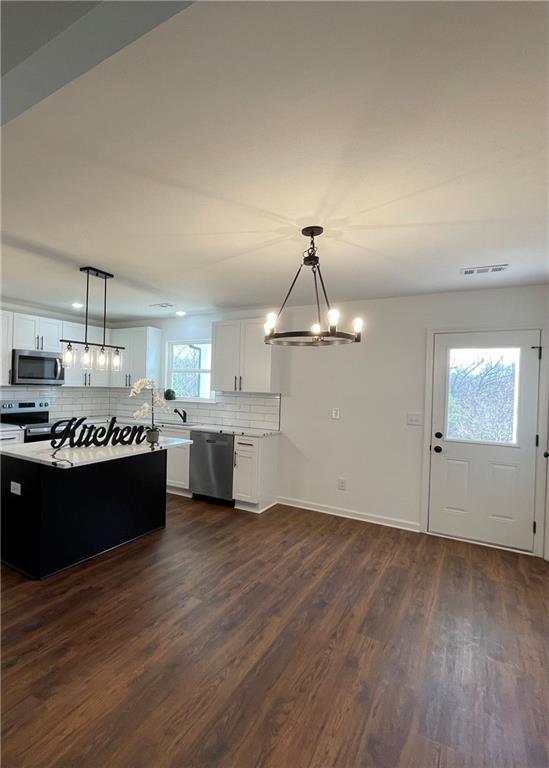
[174,408,187,423]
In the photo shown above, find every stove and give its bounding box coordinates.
[0,400,55,442]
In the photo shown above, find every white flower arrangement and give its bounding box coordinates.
[129,378,167,429]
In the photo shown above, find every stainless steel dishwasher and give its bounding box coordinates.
[190,430,235,501]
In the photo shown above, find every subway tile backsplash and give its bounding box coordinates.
[110,391,281,431]
[0,387,281,431]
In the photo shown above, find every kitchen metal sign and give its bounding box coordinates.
[50,417,147,449]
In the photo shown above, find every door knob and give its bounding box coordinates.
[544,451,549,459]
[433,446,442,453]
[435,431,443,439]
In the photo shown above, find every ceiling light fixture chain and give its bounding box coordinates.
[264,226,363,347]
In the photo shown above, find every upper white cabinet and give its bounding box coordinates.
[110,327,161,388]
[61,322,111,387]
[13,313,62,353]
[211,321,242,392]
[0,310,13,385]
[211,318,276,393]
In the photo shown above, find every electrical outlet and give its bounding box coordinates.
[337,478,346,491]
[332,408,340,420]
[406,411,423,426]
[10,481,21,496]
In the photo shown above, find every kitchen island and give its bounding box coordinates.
[0,436,191,579]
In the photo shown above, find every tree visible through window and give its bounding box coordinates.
[166,342,212,399]
[446,348,520,444]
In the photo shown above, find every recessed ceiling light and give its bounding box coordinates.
[176,311,186,317]
[72,302,83,309]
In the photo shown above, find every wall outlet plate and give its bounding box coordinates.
[407,412,423,426]
[332,408,340,420]
[10,481,21,496]
[337,477,346,491]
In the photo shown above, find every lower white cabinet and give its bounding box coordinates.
[163,428,191,490]
[233,437,259,503]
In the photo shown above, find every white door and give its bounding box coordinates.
[211,321,240,392]
[61,321,86,386]
[429,330,540,551]
[163,428,190,489]
[1,311,13,385]
[239,318,272,393]
[13,313,39,350]
[233,439,258,502]
[38,317,62,352]
[110,329,132,387]
[87,326,110,387]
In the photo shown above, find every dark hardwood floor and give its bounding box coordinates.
[2,496,548,768]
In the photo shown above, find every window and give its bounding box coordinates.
[166,341,212,400]
[446,347,520,444]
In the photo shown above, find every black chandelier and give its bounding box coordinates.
[264,226,363,346]
[59,266,125,372]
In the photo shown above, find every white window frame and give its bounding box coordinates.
[165,339,214,402]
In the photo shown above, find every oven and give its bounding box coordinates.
[11,349,64,386]
[0,401,54,442]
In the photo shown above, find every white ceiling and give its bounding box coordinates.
[2,1,547,321]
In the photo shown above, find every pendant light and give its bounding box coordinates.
[60,267,125,371]
[264,226,363,346]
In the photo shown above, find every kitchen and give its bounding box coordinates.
[1,2,548,766]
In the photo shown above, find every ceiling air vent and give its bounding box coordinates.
[149,302,174,309]
[460,264,508,276]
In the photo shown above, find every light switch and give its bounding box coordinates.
[332,408,340,420]
[10,481,21,496]
[407,412,423,426]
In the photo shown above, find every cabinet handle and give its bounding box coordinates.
[239,375,242,391]
[36,335,39,349]
[234,451,237,467]
[128,374,131,387]
[234,375,237,391]
[41,335,44,350]
[88,373,91,387]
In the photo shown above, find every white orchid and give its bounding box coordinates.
[129,379,167,427]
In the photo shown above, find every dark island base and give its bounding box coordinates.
[1,450,167,579]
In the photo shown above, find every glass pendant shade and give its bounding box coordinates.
[95,346,108,371]
[62,343,75,369]
[81,345,93,371]
[111,348,123,372]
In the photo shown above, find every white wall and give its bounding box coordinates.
[276,285,548,531]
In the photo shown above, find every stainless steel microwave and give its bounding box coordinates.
[11,349,64,385]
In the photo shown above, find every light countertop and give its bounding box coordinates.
[86,417,279,438]
[0,436,191,469]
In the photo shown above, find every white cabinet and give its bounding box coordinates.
[13,313,39,350]
[233,437,259,503]
[61,322,111,387]
[13,313,62,352]
[163,428,190,490]
[110,327,161,388]
[211,318,275,393]
[1,310,13,385]
[211,321,241,392]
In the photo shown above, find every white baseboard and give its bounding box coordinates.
[276,496,421,533]
[235,500,278,515]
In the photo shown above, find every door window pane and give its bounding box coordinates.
[446,348,520,444]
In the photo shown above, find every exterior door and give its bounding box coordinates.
[429,330,540,551]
